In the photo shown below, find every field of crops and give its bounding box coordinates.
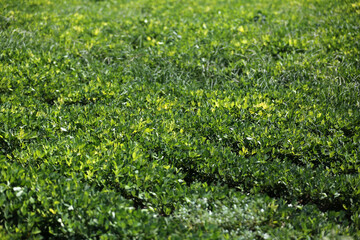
[1,0,359,238]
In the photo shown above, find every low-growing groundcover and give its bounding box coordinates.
[0,0,359,238]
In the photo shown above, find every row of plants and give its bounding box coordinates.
[1,0,359,238]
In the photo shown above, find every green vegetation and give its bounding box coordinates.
[1,0,359,238]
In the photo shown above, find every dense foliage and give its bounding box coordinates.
[1,0,359,238]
